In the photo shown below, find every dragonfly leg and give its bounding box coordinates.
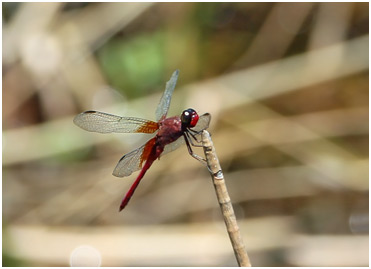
[185,131,203,147]
[183,134,206,165]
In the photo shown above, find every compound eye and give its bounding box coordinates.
[181,108,199,128]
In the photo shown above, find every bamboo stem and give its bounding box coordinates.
[201,130,251,267]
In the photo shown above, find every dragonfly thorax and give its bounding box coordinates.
[157,116,183,145]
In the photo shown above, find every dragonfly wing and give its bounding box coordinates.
[113,145,145,178]
[161,136,185,157]
[155,70,179,121]
[113,137,156,178]
[74,111,159,134]
[191,113,211,132]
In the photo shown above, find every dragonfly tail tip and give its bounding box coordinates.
[119,205,125,212]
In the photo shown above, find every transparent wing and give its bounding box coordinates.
[191,113,211,132]
[161,113,211,157]
[161,136,186,156]
[112,137,156,178]
[74,111,159,134]
[155,70,179,121]
[112,144,146,178]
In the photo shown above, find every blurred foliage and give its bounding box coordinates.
[98,33,165,97]
[96,3,267,97]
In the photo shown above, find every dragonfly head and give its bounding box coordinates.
[181,108,199,129]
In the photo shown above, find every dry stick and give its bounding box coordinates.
[201,130,251,267]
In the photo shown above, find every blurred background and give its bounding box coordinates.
[2,2,369,267]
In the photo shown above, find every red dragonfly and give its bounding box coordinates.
[74,70,211,211]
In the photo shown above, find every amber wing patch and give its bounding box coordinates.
[136,121,159,133]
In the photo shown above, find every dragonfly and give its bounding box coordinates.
[74,70,211,211]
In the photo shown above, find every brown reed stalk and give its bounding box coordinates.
[201,130,251,267]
